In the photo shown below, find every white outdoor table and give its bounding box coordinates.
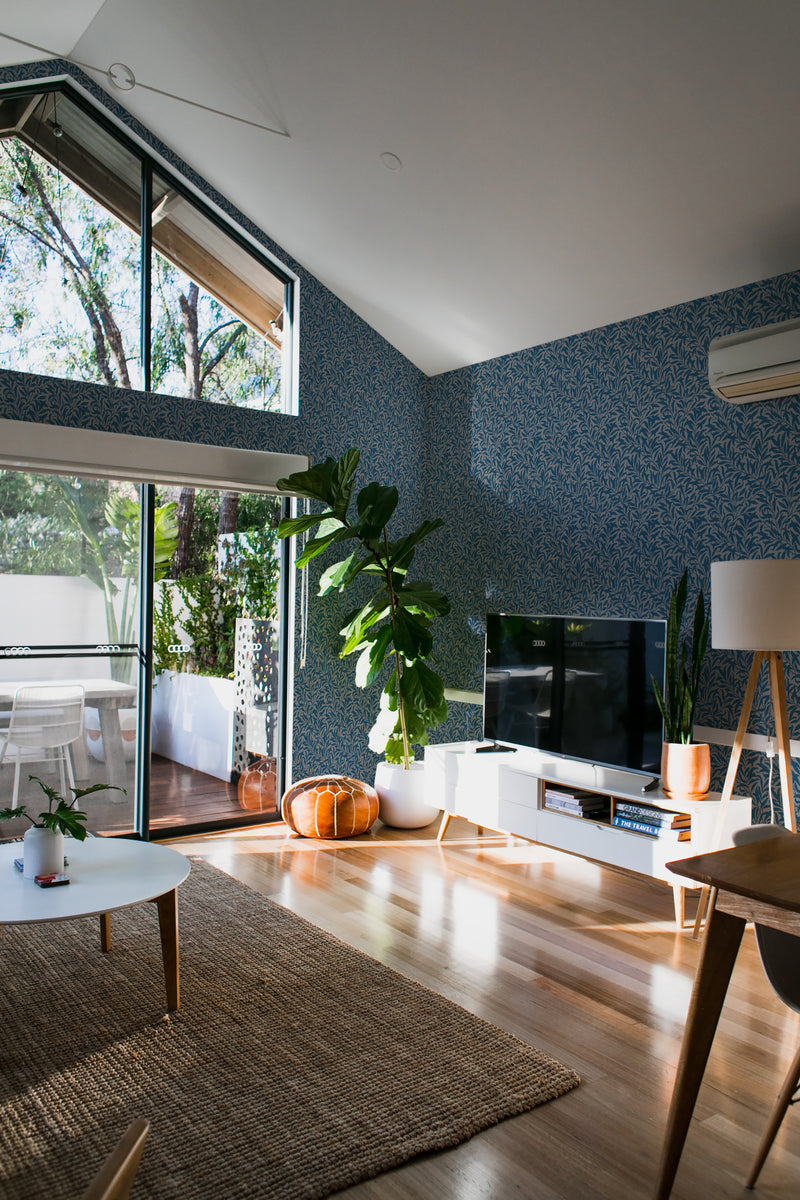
[0,678,137,789]
[0,837,190,1010]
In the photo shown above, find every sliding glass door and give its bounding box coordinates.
[0,470,287,839]
[0,471,142,836]
[147,484,284,835]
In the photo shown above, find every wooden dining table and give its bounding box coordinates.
[0,678,137,790]
[655,834,800,1198]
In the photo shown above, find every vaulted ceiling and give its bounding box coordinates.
[3,2,800,376]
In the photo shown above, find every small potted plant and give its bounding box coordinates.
[277,449,450,827]
[652,570,711,802]
[0,776,123,878]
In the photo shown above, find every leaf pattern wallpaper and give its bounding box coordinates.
[1,60,800,821]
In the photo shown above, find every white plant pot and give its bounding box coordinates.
[23,826,64,879]
[374,760,440,829]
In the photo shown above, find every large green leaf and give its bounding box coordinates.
[392,608,433,661]
[355,624,394,687]
[276,456,343,505]
[396,581,451,618]
[400,659,447,719]
[340,596,391,655]
[356,482,399,541]
[388,519,446,571]
[294,530,340,569]
[331,448,361,518]
[319,551,360,595]
[40,800,89,840]
[277,510,333,539]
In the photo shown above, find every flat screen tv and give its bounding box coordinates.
[483,613,666,775]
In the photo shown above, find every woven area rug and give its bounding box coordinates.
[0,857,579,1199]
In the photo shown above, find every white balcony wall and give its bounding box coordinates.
[0,574,121,680]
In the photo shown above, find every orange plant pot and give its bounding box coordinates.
[661,741,711,803]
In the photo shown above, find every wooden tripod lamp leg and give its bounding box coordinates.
[768,651,797,833]
[692,652,764,940]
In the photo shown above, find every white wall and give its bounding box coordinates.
[0,574,117,681]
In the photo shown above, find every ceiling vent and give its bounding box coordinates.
[709,317,800,403]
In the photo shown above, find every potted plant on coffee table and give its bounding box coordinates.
[0,776,123,878]
[277,449,450,827]
[651,569,711,802]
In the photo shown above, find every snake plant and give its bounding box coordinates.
[652,570,709,744]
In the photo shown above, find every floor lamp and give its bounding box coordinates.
[692,558,800,936]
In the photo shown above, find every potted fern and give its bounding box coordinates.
[652,570,711,802]
[277,449,450,827]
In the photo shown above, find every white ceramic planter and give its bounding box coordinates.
[374,760,440,829]
[23,826,64,879]
[151,672,236,781]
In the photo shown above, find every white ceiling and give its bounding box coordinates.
[2,1,800,376]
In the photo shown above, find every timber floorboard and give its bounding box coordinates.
[162,818,800,1200]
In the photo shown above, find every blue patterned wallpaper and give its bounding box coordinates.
[3,60,800,820]
[424,274,800,821]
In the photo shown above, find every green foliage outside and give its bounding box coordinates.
[277,449,450,766]
[0,135,282,408]
[152,503,280,678]
[0,129,285,681]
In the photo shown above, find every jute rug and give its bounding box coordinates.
[0,858,579,1199]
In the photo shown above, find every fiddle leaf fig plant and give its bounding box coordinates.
[0,776,124,840]
[277,449,450,767]
[652,569,710,744]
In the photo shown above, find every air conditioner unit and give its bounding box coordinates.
[709,317,800,403]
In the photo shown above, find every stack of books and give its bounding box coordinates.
[543,787,611,821]
[612,801,691,840]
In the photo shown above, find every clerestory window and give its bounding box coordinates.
[0,83,294,412]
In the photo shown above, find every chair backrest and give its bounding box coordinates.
[8,685,85,750]
[80,1118,150,1200]
[732,823,800,1014]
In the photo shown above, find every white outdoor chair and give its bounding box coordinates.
[0,684,85,805]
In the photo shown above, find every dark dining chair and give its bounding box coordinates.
[80,1119,150,1200]
[731,822,800,1188]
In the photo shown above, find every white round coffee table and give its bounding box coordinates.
[0,837,190,1010]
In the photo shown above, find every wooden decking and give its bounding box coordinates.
[148,755,251,832]
[0,754,276,838]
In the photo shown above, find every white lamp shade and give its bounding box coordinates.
[711,559,800,650]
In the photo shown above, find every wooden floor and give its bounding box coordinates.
[162,818,800,1200]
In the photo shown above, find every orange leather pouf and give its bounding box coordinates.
[237,757,278,814]
[281,775,379,838]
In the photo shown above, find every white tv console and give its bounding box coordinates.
[424,742,752,929]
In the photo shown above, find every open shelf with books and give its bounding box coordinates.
[425,743,752,929]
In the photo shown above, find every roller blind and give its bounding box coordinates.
[0,417,307,494]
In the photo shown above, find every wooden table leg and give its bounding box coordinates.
[100,912,111,952]
[436,812,451,842]
[155,888,180,1011]
[99,705,127,791]
[654,896,746,1199]
[671,885,686,930]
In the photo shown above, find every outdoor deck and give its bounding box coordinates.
[0,754,275,839]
